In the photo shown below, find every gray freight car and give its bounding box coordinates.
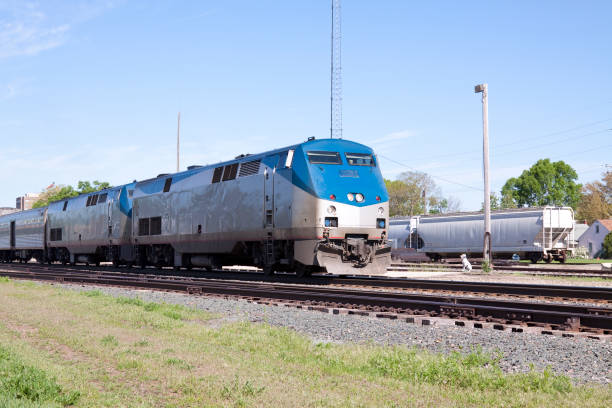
[390,207,575,263]
[0,208,46,262]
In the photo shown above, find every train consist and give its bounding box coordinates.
[0,138,391,276]
[389,207,575,263]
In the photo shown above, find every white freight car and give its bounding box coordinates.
[390,207,575,263]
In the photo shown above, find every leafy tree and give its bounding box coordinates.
[501,159,581,208]
[576,171,612,223]
[602,232,612,259]
[481,193,500,211]
[385,179,422,217]
[32,181,112,208]
[385,171,460,217]
[77,180,111,194]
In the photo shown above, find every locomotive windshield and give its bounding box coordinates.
[345,152,375,166]
[307,151,342,164]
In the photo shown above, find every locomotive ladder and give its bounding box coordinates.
[264,232,274,266]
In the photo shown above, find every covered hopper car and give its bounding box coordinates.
[389,207,575,263]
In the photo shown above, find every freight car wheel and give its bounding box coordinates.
[263,266,274,276]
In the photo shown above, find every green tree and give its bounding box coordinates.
[576,171,612,223]
[602,232,612,259]
[32,181,112,208]
[501,159,581,208]
[481,193,501,211]
[385,171,460,217]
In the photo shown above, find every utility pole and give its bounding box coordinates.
[330,0,342,139]
[176,112,181,172]
[475,84,491,264]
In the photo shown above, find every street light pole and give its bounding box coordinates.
[475,83,491,264]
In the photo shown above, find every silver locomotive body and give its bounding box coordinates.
[132,139,390,275]
[46,184,135,265]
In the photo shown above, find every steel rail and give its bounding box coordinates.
[1,263,611,301]
[1,267,610,333]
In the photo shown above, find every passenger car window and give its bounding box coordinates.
[307,151,342,164]
[345,153,375,166]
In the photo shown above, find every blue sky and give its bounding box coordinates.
[1,0,610,210]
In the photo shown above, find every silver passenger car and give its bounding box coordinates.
[0,208,46,262]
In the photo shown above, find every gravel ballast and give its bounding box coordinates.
[58,282,612,385]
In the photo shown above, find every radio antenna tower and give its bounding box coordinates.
[330,0,342,139]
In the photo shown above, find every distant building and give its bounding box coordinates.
[15,193,40,211]
[573,222,589,241]
[578,219,612,258]
[0,207,18,216]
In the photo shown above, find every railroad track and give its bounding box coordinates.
[388,262,612,278]
[2,263,611,301]
[1,264,611,338]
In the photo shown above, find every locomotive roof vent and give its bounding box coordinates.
[308,136,316,141]
[234,153,252,159]
[187,165,203,170]
[157,173,170,178]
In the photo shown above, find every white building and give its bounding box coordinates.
[577,219,612,258]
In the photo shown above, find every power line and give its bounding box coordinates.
[491,129,609,158]
[404,127,610,172]
[378,154,483,192]
[397,117,612,163]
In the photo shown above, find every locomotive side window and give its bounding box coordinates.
[86,196,92,206]
[163,178,172,192]
[98,193,107,204]
[62,201,68,211]
[307,151,342,164]
[345,153,375,166]
[150,217,162,235]
[50,228,62,241]
[138,218,150,236]
[91,194,98,206]
[211,167,223,183]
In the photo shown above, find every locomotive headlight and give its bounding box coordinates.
[347,193,355,201]
[355,193,364,202]
[378,207,384,215]
[327,205,336,215]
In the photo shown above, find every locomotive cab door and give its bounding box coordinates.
[264,166,274,227]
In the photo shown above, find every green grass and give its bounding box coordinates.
[511,272,611,283]
[0,280,609,407]
[0,345,80,407]
[520,258,612,264]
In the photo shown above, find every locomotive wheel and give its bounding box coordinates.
[295,263,311,278]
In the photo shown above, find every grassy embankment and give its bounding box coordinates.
[0,277,610,407]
